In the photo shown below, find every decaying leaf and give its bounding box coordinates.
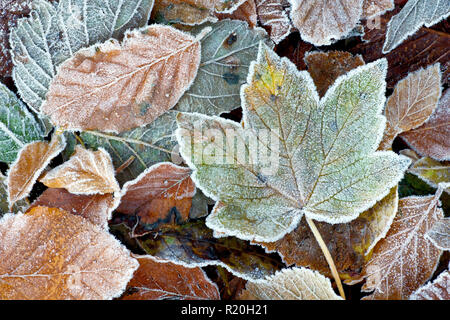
[30,188,117,229]
[401,89,450,161]
[42,25,202,133]
[289,0,364,46]
[0,82,45,163]
[10,0,154,113]
[121,255,220,300]
[40,145,120,195]
[176,43,410,242]
[0,206,138,299]
[116,163,195,228]
[216,0,257,28]
[7,134,66,209]
[362,185,445,300]
[426,218,450,251]
[304,51,365,97]
[410,268,450,300]
[407,157,450,192]
[116,220,283,280]
[383,0,450,53]
[255,0,293,44]
[379,64,442,150]
[258,187,399,282]
[362,0,394,18]
[238,267,343,300]
[175,20,273,116]
[0,173,28,217]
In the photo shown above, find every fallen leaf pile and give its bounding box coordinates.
[0,0,448,301]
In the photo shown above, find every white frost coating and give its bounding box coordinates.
[410,267,450,300]
[383,0,450,53]
[425,217,450,251]
[6,135,66,208]
[255,0,293,44]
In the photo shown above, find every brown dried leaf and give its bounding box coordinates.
[305,51,365,97]
[121,255,220,300]
[362,186,445,300]
[30,188,118,229]
[40,145,120,195]
[217,0,257,28]
[42,25,202,133]
[401,89,450,161]
[7,134,66,209]
[379,64,442,150]
[116,163,195,227]
[238,267,343,300]
[0,206,138,300]
[410,268,450,300]
[363,0,394,18]
[258,187,398,282]
[255,0,293,44]
[289,0,363,46]
[426,218,450,251]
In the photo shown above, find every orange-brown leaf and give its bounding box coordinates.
[40,145,120,195]
[255,0,293,44]
[30,188,118,229]
[0,206,138,300]
[410,268,450,300]
[121,255,220,300]
[42,25,202,133]
[116,163,195,227]
[305,51,365,97]
[363,0,394,18]
[7,135,65,208]
[217,0,257,28]
[401,89,450,161]
[362,187,445,300]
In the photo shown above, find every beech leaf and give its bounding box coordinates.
[289,0,364,46]
[0,82,45,163]
[425,218,450,251]
[40,145,120,195]
[401,89,450,161]
[255,0,293,44]
[362,185,446,300]
[176,43,410,242]
[121,255,220,300]
[10,0,154,113]
[238,267,343,300]
[0,206,138,300]
[0,173,28,217]
[410,268,450,300]
[30,188,118,229]
[383,0,450,53]
[7,134,66,209]
[116,163,196,227]
[41,25,202,133]
[362,0,394,18]
[379,64,442,150]
[217,0,258,28]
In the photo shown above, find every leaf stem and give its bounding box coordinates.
[305,216,346,299]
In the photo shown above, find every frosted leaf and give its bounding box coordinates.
[379,64,442,150]
[426,218,450,251]
[40,145,120,195]
[406,156,450,193]
[7,134,66,209]
[238,267,343,300]
[42,25,202,133]
[116,163,196,227]
[80,110,178,185]
[175,20,273,116]
[0,173,28,217]
[362,186,445,300]
[383,0,450,53]
[304,51,365,97]
[410,268,450,300]
[0,206,138,300]
[255,0,293,44]
[362,0,394,19]
[258,187,398,283]
[401,89,450,161]
[289,0,364,46]
[121,255,220,300]
[176,43,410,242]
[217,0,258,28]
[0,82,45,163]
[10,0,154,113]
[30,188,117,229]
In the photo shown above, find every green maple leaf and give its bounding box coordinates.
[176,43,410,242]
